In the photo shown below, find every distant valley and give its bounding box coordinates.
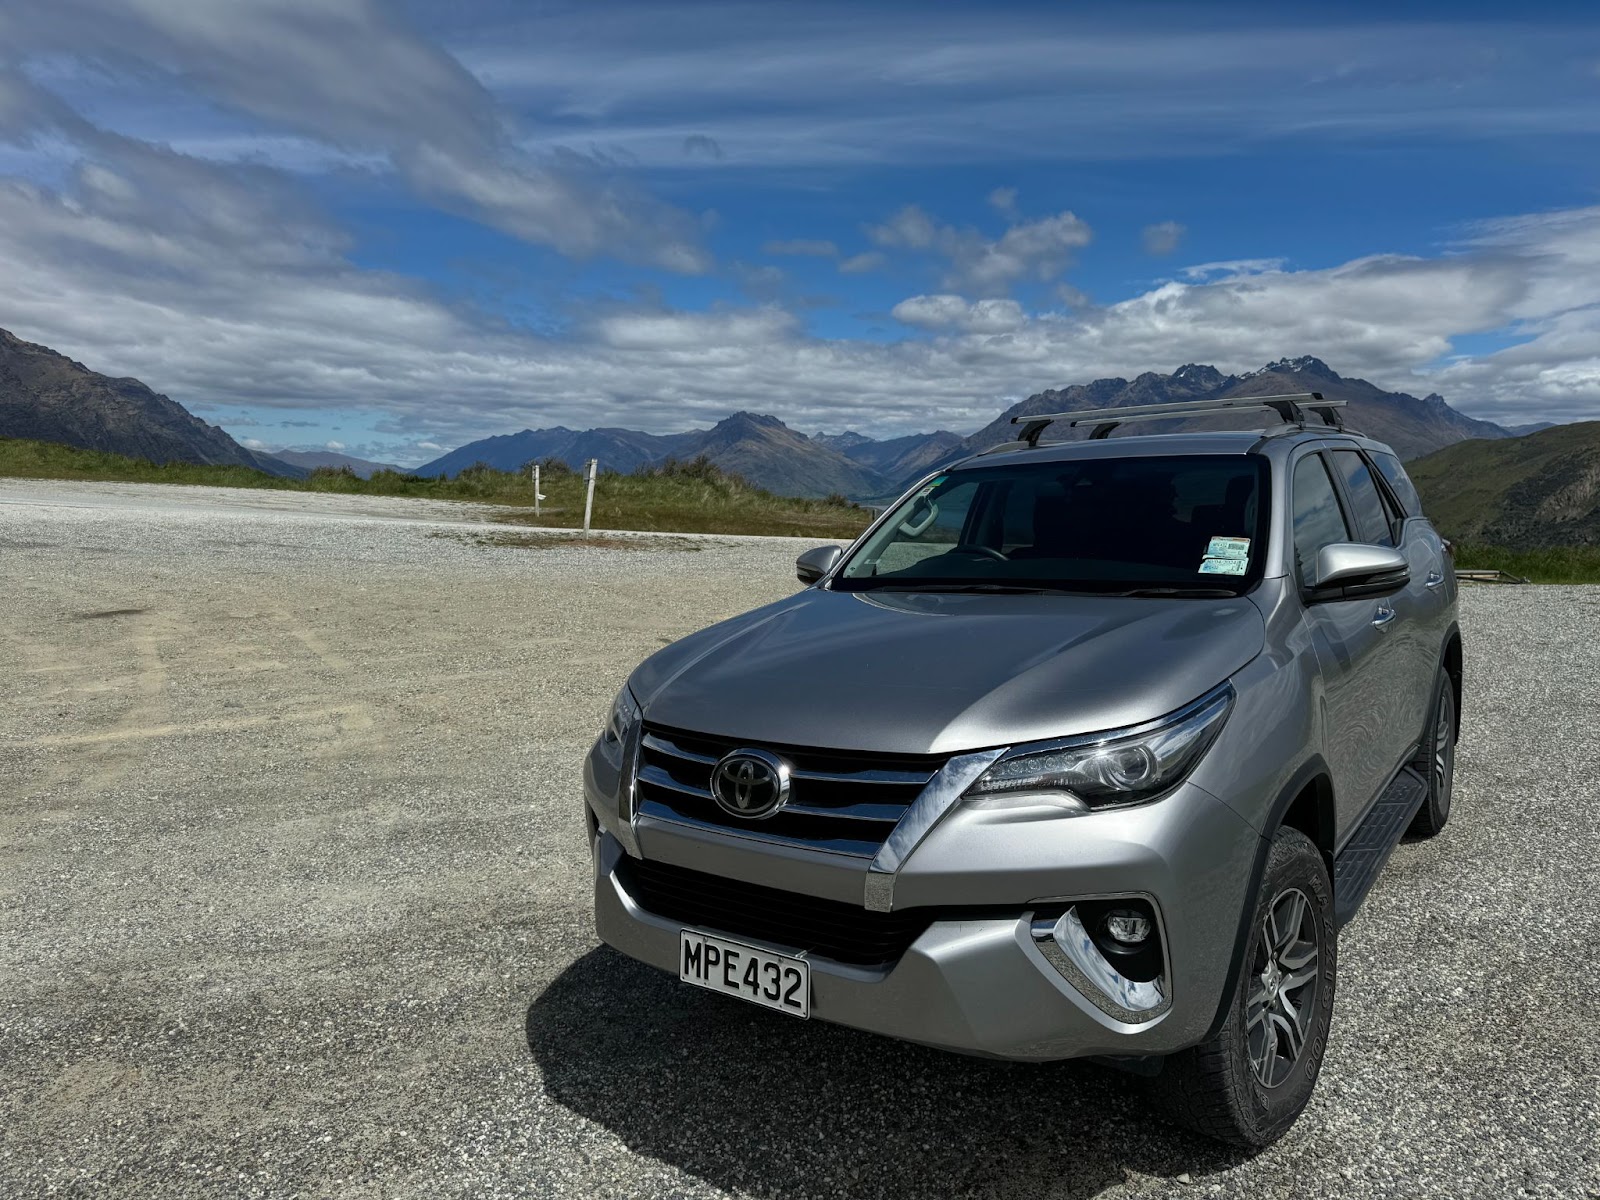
[271,449,405,478]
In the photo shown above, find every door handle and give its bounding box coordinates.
[1425,570,1446,589]
[1371,604,1397,630]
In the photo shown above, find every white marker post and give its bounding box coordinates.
[582,458,597,532]
[532,463,544,517]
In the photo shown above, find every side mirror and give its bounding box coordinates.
[1308,543,1409,601]
[795,544,843,586]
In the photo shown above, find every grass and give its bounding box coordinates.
[1451,543,1600,584]
[0,437,875,540]
[428,530,704,552]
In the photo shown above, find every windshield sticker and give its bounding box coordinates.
[1199,556,1248,576]
[1205,536,1251,560]
[913,474,948,500]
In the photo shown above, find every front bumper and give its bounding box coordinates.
[587,771,1259,1061]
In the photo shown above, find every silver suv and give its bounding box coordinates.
[583,395,1461,1147]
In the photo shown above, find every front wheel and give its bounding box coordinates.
[1407,669,1455,838]
[1154,827,1337,1148]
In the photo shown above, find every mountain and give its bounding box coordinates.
[272,449,405,478]
[419,412,883,498]
[416,425,699,479]
[949,358,1510,465]
[416,357,1515,500]
[813,430,876,453]
[839,431,966,483]
[1406,422,1600,549]
[0,327,304,478]
[687,412,884,497]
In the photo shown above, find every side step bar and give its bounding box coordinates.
[1332,766,1429,927]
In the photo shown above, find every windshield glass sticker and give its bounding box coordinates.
[1205,536,1251,560]
[913,474,948,500]
[1199,556,1248,576]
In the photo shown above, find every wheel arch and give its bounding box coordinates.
[1202,755,1336,1041]
[1441,622,1463,739]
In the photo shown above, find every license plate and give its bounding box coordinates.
[679,929,809,1018]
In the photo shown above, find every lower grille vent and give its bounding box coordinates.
[617,855,933,967]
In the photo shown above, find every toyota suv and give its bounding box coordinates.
[582,394,1461,1147]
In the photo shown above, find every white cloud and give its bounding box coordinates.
[3,0,709,271]
[988,187,1018,218]
[764,239,838,258]
[459,11,1600,168]
[1142,220,1185,256]
[891,295,1027,334]
[242,437,268,450]
[0,122,1594,448]
[326,440,345,451]
[868,205,940,251]
[838,251,887,274]
[868,203,1092,294]
[1182,258,1287,280]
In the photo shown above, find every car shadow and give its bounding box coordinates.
[526,948,1251,1200]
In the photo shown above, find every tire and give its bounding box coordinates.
[1154,827,1337,1148]
[1407,669,1455,838]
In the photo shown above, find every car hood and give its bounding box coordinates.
[630,588,1265,755]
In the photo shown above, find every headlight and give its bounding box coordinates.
[964,684,1233,811]
[596,685,642,770]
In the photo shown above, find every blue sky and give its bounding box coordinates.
[0,1,1597,465]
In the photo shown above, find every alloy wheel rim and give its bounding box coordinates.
[1246,887,1321,1089]
[1434,686,1455,817]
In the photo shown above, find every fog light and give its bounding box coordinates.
[1105,909,1152,945]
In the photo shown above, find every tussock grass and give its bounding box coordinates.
[429,530,704,552]
[1452,543,1600,584]
[0,439,874,540]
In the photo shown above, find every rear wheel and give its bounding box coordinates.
[1154,827,1336,1148]
[1407,670,1455,838]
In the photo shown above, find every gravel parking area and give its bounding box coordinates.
[2,480,1597,1199]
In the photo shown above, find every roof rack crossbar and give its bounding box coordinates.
[1008,392,1345,446]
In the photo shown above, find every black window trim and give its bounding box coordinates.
[1290,447,1355,589]
[1357,448,1410,542]
[1323,444,1396,549]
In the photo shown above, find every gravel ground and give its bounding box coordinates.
[1,480,1597,1199]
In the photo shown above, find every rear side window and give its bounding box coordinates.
[1329,450,1394,546]
[1292,456,1351,587]
[1371,451,1422,517]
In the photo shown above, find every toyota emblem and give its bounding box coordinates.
[710,749,792,820]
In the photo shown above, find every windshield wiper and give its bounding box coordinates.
[1116,586,1238,598]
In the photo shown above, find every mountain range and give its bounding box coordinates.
[949,357,1511,463]
[0,327,304,478]
[5,327,1555,539]
[421,356,1511,497]
[415,412,896,498]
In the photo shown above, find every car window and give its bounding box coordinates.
[865,476,978,574]
[835,455,1270,594]
[1370,451,1422,517]
[1329,450,1393,546]
[1292,455,1352,587]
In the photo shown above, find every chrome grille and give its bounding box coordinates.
[635,724,942,857]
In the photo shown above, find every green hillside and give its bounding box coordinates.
[0,437,874,539]
[1408,421,1600,549]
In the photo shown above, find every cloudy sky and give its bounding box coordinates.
[1,0,1597,465]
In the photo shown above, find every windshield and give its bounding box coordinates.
[834,454,1269,595]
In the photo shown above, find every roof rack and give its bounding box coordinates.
[1005,392,1347,448]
